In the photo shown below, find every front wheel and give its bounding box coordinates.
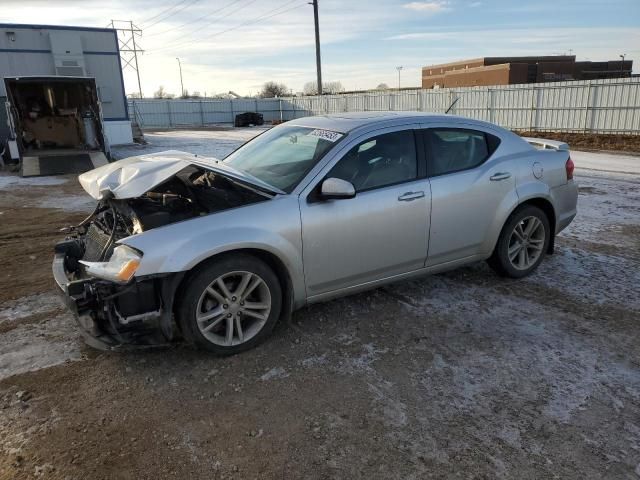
[488,205,551,278]
[177,254,282,355]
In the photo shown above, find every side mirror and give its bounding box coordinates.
[320,177,356,200]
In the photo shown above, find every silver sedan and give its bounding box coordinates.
[53,112,578,354]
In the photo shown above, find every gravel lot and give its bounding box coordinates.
[0,128,639,479]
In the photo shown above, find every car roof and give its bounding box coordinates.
[286,111,494,134]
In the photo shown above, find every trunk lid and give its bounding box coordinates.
[522,137,569,151]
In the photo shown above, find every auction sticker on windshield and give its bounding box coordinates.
[307,129,343,142]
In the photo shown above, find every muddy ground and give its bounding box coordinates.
[516,131,640,155]
[1,131,639,479]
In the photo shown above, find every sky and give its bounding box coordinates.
[1,0,639,97]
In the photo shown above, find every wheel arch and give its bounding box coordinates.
[173,248,296,329]
[505,196,557,254]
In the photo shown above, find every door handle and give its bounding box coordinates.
[490,172,511,181]
[398,191,425,202]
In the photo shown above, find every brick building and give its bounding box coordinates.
[421,56,633,89]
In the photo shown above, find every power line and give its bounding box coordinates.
[144,0,245,37]
[143,0,202,29]
[140,0,192,25]
[203,2,307,41]
[150,0,306,54]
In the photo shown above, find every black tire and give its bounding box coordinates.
[177,253,282,355]
[488,205,551,279]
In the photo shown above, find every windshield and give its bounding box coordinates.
[224,125,344,193]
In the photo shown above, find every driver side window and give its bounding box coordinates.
[327,130,417,192]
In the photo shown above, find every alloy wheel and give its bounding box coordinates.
[196,271,272,346]
[507,216,546,270]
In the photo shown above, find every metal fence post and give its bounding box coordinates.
[167,101,173,128]
[230,99,234,125]
[279,99,283,122]
[583,81,592,133]
[199,100,205,126]
[529,88,537,132]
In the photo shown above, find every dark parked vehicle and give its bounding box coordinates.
[234,112,264,127]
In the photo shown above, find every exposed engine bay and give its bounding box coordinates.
[60,165,268,266]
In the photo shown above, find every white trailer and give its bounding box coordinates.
[4,75,109,176]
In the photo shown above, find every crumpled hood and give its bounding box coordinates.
[78,150,282,200]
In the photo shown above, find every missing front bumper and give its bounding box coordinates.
[52,252,182,351]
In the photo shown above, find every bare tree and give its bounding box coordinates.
[259,81,290,98]
[303,81,318,95]
[303,81,345,95]
[153,86,175,99]
[376,83,390,90]
[324,81,345,94]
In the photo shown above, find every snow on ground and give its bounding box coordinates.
[562,174,639,250]
[0,172,94,213]
[0,312,82,380]
[0,293,63,323]
[0,294,83,380]
[111,127,268,160]
[0,173,68,188]
[572,150,640,175]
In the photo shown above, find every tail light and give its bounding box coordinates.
[565,157,575,180]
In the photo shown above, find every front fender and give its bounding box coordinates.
[119,196,305,303]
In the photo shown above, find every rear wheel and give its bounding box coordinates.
[178,254,282,355]
[488,205,550,278]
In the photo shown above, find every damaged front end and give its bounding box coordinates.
[52,151,275,350]
[53,250,183,350]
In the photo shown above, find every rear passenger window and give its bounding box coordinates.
[425,128,501,177]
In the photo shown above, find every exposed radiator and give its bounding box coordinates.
[82,223,114,262]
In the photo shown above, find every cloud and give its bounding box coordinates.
[402,1,451,14]
[470,1,483,6]
[1,0,637,95]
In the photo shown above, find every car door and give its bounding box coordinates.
[299,127,431,298]
[421,126,517,267]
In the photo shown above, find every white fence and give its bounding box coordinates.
[129,78,640,134]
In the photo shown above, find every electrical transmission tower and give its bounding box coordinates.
[109,20,144,98]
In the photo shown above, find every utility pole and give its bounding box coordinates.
[620,54,626,78]
[311,0,323,95]
[396,66,403,90]
[176,58,185,97]
[110,20,144,98]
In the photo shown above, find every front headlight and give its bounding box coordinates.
[80,245,142,284]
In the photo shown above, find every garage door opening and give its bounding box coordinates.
[4,76,109,176]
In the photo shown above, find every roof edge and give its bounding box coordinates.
[0,23,115,33]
